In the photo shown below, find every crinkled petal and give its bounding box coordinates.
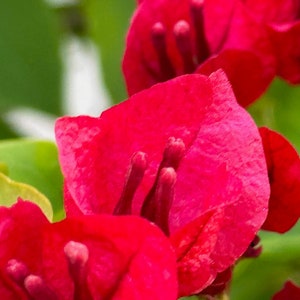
[0,201,177,299]
[260,127,300,233]
[214,0,275,77]
[171,166,261,295]
[171,210,224,295]
[56,71,269,226]
[0,200,49,299]
[43,215,178,300]
[198,49,273,107]
[56,70,269,295]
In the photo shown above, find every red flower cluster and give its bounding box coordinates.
[0,200,177,299]
[0,1,299,299]
[123,0,300,107]
[56,70,271,296]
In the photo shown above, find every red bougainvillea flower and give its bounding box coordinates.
[55,70,270,296]
[273,281,300,300]
[0,199,177,300]
[122,0,276,107]
[239,0,300,84]
[259,127,300,233]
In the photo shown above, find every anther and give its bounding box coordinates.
[114,151,148,215]
[151,22,176,81]
[142,167,176,236]
[174,20,196,73]
[6,259,29,285]
[24,275,58,300]
[64,241,93,300]
[190,0,210,63]
[161,137,186,170]
[141,137,185,225]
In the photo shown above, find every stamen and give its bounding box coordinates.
[24,275,58,300]
[64,241,93,300]
[151,22,176,81]
[174,20,196,73]
[6,259,29,285]
[114,151,148,215]
[142,168,176,236]
[161,137,186,170]
[190,0,210,63]
[141,137,185,227]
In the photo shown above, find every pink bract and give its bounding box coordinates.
[56,70,270,296]
[122,0,276,107]
[259,127,300,233]
[0,200,177,300]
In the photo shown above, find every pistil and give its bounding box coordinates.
[141,137,185,235]
[113,151,148,215]
[174,20,196,73]
[190,0,210,63]
[6,259,29,285]
[151,22,176,81]
[147,167,176,236]
[64,241,93,300]
[190,0,210,64]
[24,275,59,300]
[6,259,59,300]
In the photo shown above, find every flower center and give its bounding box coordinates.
[113,137,186,236]
[6,241,92,300]
[150,0,210,80]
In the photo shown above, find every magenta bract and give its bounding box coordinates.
[56,71,270,295]
[0,200,177,300]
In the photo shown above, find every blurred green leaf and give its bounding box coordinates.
[0,0,62,114]
[0,162,8,175]
[0,172,53,221]
[83,0,135,103]
[0,139,64,220]
[248,78,300,151]
[231,222,300,300]
[0,117,19,139]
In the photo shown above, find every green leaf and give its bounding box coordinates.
[0,117,19,139]
[0,139,64,221]
[231,222,300,300]
[0,0,62,114]
[0,172,52,221]
[83,0,135,103]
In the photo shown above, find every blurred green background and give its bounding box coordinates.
[0,0,300,299]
